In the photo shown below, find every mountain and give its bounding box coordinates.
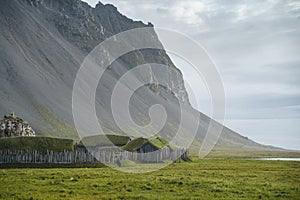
[0,0,289,156]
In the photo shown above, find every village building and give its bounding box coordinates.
[121,137,172,153]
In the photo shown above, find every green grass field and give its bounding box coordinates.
[0,159,299,199]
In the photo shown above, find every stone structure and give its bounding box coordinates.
[0,113,35,138]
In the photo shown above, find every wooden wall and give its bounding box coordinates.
[0,148,188,164]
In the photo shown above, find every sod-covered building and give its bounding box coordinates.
[121,137,172,153]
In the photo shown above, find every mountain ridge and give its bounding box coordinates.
[0,0,290,155]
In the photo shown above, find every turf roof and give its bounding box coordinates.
[0,136,74,152]
[78,134,131,147]
[121,137,170,152]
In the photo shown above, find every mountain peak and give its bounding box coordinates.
[95,1,104,7]
[95,1,116,9]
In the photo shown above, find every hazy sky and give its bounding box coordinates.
[83,0,300,150]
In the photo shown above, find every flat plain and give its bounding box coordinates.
[0,159,299,199]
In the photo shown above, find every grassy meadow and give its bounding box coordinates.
[0,159,299,199]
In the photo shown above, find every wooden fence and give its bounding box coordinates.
[0,148,188,164]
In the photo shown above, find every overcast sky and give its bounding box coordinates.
[83,0,300,150]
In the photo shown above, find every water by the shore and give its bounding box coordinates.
[254,158,300,161]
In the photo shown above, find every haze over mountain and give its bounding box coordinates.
[0,0,287,154]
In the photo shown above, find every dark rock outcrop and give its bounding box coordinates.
[0,113,35,137]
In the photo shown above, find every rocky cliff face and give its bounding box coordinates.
[0,113,36,137]
[0,0,190,136]
[25,0,190,104]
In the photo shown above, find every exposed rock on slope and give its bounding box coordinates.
[0,113,36,137]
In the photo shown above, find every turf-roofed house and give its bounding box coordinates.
[121,137,189,162]
[76,134,132,152]
[121,137,171,153]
